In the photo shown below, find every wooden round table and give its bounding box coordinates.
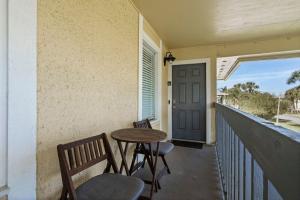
[111,128,167,200]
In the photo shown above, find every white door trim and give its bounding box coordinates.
[168,58,212,144]
[138,14,162,129]
[0,0,8,197]
[7,0,37,199]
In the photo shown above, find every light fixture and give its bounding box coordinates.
[164,51,176,66]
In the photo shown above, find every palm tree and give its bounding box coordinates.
[243,82,259,93]
[227,84,243,108]
[219,86,228,92]
[286,70,300,112]
[285,86,300,112]
[287,70,300,84]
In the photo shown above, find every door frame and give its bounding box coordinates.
[168,58,211,144]
[5,0,37,199]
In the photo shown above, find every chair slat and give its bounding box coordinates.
[93,140,100,158]
[74,146,81,167]
[84,143,91,162]
[89,142,95,159]
[68,148,75,169]
[79,144,86,164]
[97,139,104,156]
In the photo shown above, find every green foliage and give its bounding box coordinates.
[221,70,300,120]
[287,70,300,84]
[285,86,300,111]
[224,82,288,120]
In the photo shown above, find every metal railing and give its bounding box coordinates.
[216,103,300,200]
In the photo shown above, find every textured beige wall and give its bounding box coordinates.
[143,18,161,47]
[37,0,139,199]
[171,35,300,143]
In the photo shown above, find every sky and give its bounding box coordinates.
[217,57,300,96]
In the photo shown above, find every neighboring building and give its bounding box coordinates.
[217,91,228,105]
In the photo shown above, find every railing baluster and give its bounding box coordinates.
[245,149,251,200]
[251,156,254,200]
[226,120,229,196]
[263,174,268,200]
[233,130,236,200]
[239,141,244,200]
[243,146,246,200]
[253,160,263,200]
[231,130,233,200]
[234,134,238,200]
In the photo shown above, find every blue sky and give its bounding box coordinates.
[217,58,300,95]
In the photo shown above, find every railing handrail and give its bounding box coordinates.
[216,103,300,200]
[216,103,300,142]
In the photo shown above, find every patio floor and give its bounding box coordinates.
[140,145,223,200]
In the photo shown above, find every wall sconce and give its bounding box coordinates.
[164,52,176,66]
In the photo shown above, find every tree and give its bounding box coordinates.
[219,86,227,92]
[227,84,243,107]
[286,70,300,112]
[287,70,300,84]
[285,86,300,112]
[244,82,259,93]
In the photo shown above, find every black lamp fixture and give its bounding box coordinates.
[164,51,176,66]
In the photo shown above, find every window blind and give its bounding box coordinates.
[142,44,156,120]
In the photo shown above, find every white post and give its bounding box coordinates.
[276,95,281,125]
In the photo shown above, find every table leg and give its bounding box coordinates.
[117,141,130,176]
[150,142,160,200]
[146,143,158,192]
[140,143,159,192]
[129,143,140,175]
[119,142,129,174]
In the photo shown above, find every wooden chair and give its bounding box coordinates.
[133,119,174,174]
[57,133,144,200]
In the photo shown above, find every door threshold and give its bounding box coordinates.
[171,139,204,149]
[172,138,206,144]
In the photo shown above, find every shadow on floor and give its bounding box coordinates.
[140,145,223,200]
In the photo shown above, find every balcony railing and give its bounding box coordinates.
[216,103,300,200]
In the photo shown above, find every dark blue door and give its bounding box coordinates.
[172,63,206,141]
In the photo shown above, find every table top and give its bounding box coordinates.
[111,128,167,143]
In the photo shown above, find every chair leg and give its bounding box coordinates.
[104,163,111,173]
[157,180,161,190]
[161,155,171,174]
[141,156,146,168]
[60,186,68,200]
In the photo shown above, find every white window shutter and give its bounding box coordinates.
[142,44,156,120]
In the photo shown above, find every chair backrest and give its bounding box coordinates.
[57,133,118,199]
[133,119,152,129]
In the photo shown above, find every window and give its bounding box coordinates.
[142,42,157,120]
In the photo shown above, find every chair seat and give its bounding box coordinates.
[144,142,174,156]
[76,173,144,200]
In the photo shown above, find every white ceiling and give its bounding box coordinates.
[133,0,300,48]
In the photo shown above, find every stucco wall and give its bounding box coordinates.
[171,35,300,143]
[37,0,139,199]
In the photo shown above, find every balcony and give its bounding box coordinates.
[1,0,300,199]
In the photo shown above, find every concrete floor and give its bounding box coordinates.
[140,145,224,200]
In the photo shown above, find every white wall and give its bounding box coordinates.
[0,0,8,191]
[7,0,37,199]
